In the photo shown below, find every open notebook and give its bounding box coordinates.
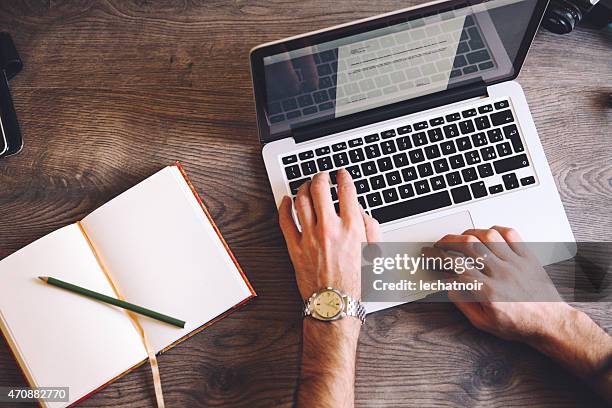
[0,163,255,407]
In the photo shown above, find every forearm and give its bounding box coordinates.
[297,318,361,408]
[527,303,612,401]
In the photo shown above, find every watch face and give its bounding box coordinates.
[313,290,343,320]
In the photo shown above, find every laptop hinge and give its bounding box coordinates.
[293,80,488,144]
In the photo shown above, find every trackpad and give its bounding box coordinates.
[381,210,474,242]
[364,211,474,314]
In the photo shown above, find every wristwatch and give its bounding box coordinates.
[303,287,366,323]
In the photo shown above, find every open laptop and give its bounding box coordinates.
[250,0,575,309]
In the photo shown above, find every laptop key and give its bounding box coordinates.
[449,154,466,169]
[521,176,536,186]
[503,125,524,153]
[480,146,497,161]
[494,100,510,110]
[334,202,340,213]
[414,180,431,195]
[381,129,396,139]
[382,188,399,203]
[355,179,370,194]
[398,183,415,199]
[445,112,461,122]
[285,164,301,180]
[365,134,380,143]
[361,161,378,176]
[466,49,491,65]
[412,132,428,147]
[366,192,383,207]
[478,104,493,114]
[298,95,314,107]
[489,184,503,194]
[397,125,412,135]
[331,187,338,200]
[443,124,460,138]
[441,141,457,155]
[474,116,491,130]
[332,142,347,151]
[446,171,462,186]
[465,150,481,165]
[470,181,488,198]
[477,163,494,178]
[408,148,425,163]
[346,165,362,179]
[461,167,478,182]
[349,148,365,163]
[392,152,409,168]
[433,158,450,173]
[301,161,317,176]
[330,170,338,184]
[417,163,434,178]
[490,109,514,126]
[282,155,298,165]
[430,117,444,126]
[402,166,418,181]
[496,142,512,157]
[431,176,446,190]
[348,138,363,147]
[414,121,428,130]
[370,191,452,223]
[386,171,402,186]
[289,178,310,194]
[315,146,330,156]
[333,152,349,167]
[377,157,393,172]
[397,136,412,151]
[494,154,529,174]
[459,119,475,134]
[358,196,367,209]
[381,140,397,154]
[451,185,472,204]
[503,173,520,190]
[487,128,503,143]
[462,108,477,118]
[282,98,298,111]
[365,144,381,159]
[456,136,472,151]
[427,128,444,143]
[317,156,333,171]
[370,175,386,190]
[424,144,441,160]
[299,150,314,160]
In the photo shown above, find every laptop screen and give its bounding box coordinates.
[251,0,547,143]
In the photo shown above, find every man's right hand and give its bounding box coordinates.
[426,226,612,402]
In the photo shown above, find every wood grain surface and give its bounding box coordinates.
[0,1,611,407]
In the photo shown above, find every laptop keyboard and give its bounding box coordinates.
[280,98,537,224]
[268,15,494,126]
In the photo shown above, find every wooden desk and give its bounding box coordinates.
[1,1,610,406]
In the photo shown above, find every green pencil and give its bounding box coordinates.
[38,276,185,328]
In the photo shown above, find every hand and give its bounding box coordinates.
[424,226,569,343]
[278,169,381,300]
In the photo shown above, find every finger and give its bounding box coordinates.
[421,246,487,280]
[295,181,316,230]
[448,291,489,329]
[309,172,337,223]
[361,207,381,243]
[278,196,301,245]
[462,228,516,261]
[435,234,497,261]
[490,225,532,258]
[336,169,361,221]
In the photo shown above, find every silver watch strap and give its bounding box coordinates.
[345,296,366,323]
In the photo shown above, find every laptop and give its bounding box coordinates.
[250,0,575,310]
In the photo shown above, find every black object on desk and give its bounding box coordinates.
[0,32,23,158]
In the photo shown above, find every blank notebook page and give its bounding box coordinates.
[0,225,148,408]
[81,166,253,353]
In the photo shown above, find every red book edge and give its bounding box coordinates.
[0,162,257,407]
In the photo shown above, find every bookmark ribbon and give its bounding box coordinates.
[77,221,165,408]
